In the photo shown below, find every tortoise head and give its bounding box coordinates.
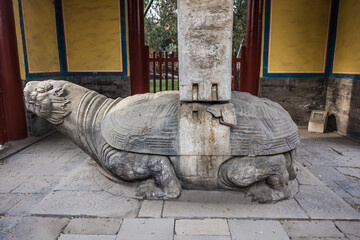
[24,80,71,125]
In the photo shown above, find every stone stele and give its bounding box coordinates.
[24,80,299,202]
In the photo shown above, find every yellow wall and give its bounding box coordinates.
[62,0,123,72]
[21,0,60,73]
[268,0,331,73]
[333,0,360,74]
[12,0,25,80]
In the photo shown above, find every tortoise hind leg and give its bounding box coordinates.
[104,148,181,199]
[219,154,291,202]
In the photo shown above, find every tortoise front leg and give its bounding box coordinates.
[104,147,181,199]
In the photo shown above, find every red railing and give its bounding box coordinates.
[145,46,245,93]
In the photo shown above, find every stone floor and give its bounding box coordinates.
[0,127,359,240]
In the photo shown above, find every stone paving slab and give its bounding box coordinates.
[138,200,163,218]
[295,163,325,186]
[295,185,360,219]
[30,191,140,218]
[0,176,30,193]
[3,217,69,240]
[7,194,46,216]
[336,167,360,179]
[64,218,122,235]
[334,221,360,240]
[175,219,229,236]
[177,190,250,204]
[0,217,22,232]
[116,218,174,240]
[12,176,61,194]
[228,220,289,240]
[55,160,138,198]
[58,234,116,240]
[163,199,308,219]
[0,194,23,215]
[174,236,231,240]
[281,220,345,238]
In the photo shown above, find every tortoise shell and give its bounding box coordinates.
[101,91,299,156]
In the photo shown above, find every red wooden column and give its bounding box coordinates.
[242,0,264,96]
[0,0,27,144]
[128,0,148,95]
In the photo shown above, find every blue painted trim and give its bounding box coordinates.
[17,0,30,78]
[331,74,360,80]
[20,0,129,79]
[54,0,67,73]
[325,0,339,76]
[262,0,270,77]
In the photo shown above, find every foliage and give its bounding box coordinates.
[144,0,177,52]
[233,0,247,52]
[144,0,247,53]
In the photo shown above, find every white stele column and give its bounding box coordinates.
[178,0,233,102]
[177,0,235,187]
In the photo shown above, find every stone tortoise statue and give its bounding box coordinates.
[24,80,299,202]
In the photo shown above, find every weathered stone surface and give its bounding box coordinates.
[7,194,45,216]
[57,234,116,240]
[175,219,229,236]
[116,218,174,240]
[334,221,360,240]
[0,217,22,232]
[24,80,300,202]
[12,176,61,193]
[336,167,360,179]
[64,218,122,235]
[55,160,138,198]
[0,176,30,193]
[0,194,23,215]
[138,200,163,218]
[228,220,289,240]
[281,221,345,238]
[3,217,69,240]
[163,199,308,219]
[178,0,233,101]
[30,191,140,218]
[295,185,360,219]
[295,163,325,186]
[174,236,231,240]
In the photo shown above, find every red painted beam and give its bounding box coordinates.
[242,0,264,96]
[0,0,27,143]
[128,0,148,95]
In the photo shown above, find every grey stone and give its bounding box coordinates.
[55,160,138,198]
[31,191,140,218]
[175,219,229,236]
[295,185,360,219]
[334,178,360,198]
[295,163,325,186]
[0,176,30,193]
[334,221,360,240]
[24,80,300,202]
[58,235,116,240]
[116,218,174,240]
[64,218,121,235]
[0,194,23,215]
[12,176,61,193]
[281,221,345,238]
[3,217,69,240]
[336,167,360,179]
[176,189,250,204]
[0,217,22,232]
[163,199,308,219]
[0,162,34,177]
[7,194,45,216]
[138,200,163,218]
[178,0,233,101]
[228,220,289,240]
[174,236,231,240]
